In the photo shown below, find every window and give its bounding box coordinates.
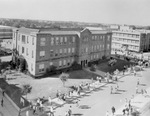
[64,37,67,43]
[107,35,110,41]
[64,48,67,54]
[55,50,58,56]
[63,60,66,66]
[97,54,99,58]
[27,36,29,43]
[97,45,99,50]
[68,48,71,53]
[72,48,75,53]
[60,49,62,55]
[85,47,88,53]
[32,37,34,45]
[50,50,54,57]
[22,35,26,43]
[51,37,54,45]
[40,51,45,58]
[22,47,24,54]
[39,64,44,72]
[32,50,34,58]
[107,44,110,50]
[40,38,46,46]
[26,48,28,56]
[91,46,93,52]
[60,37,63,44]
[50,62,53,66]
[71,58,74,63]
[94,45,96,51]
[72,37,75,43]
[55,37,59,45]
[59,60,62,67]
[91,55,93,60]
[67,59,70,65]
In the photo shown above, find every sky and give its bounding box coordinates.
[0,0,150,26]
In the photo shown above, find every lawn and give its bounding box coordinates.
[5,69,99,102]
[97,58,136,73]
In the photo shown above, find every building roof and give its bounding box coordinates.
[17,27,39,34]
[90,30,111,34]
[85,27,103,31]
[39,31,80,35]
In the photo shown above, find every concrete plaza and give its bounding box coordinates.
[0,67,150,116]
[54,68,150,116]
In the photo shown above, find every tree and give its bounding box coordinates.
[21,84,32,98]
[59,73,69,87]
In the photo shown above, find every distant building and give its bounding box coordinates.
[0,25,14,50]
[12,27,112,76]
[111,29,150,56]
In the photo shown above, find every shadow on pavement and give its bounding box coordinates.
[79,105,91,109]
[117,89,127,92]
[72,113,83,116]
[139,83,146,86]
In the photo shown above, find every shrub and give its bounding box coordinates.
[102,55,106,60]
[90,65,96,71]
[70,61,82,70]
[21,84,32,95]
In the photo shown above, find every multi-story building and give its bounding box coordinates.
[111,29,150,56]
[12,27,112,76]
[0,25,14,50]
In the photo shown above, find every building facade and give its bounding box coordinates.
[0,25,15,50]
[111,29,150,56]
[12,27,112,76]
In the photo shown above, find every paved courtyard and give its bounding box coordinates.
[53,68,150,116]
[0,67,150,116]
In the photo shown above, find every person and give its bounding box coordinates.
[111,106,115,115]
[49,106,54,116]
[32,105,36,114]
[26,110,29,116]
[136,86,138,94]
[137,78,140,85]
[1,98,3,107]
[110,86,113,94]
[65,111,69,116]
[99,77,102,83]
[76,100,80,107]
[106,111,109,116]
[133,69,136,76]
[2,90,5,97]
[48,96,52,105]
[68,106,72,116]
[122,109,126,115]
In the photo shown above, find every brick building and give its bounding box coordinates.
[12,27,112,76]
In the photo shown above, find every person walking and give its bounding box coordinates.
[110,86,113,94]
[111,106,115,115]
[26,110,29,116]
[106,111,109,116]
[68,106,72,116]
[137,78,140,85]
[2,90,5,97]
[1,98,3,107]
[49,106,54,116]
[136,86,138,94]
